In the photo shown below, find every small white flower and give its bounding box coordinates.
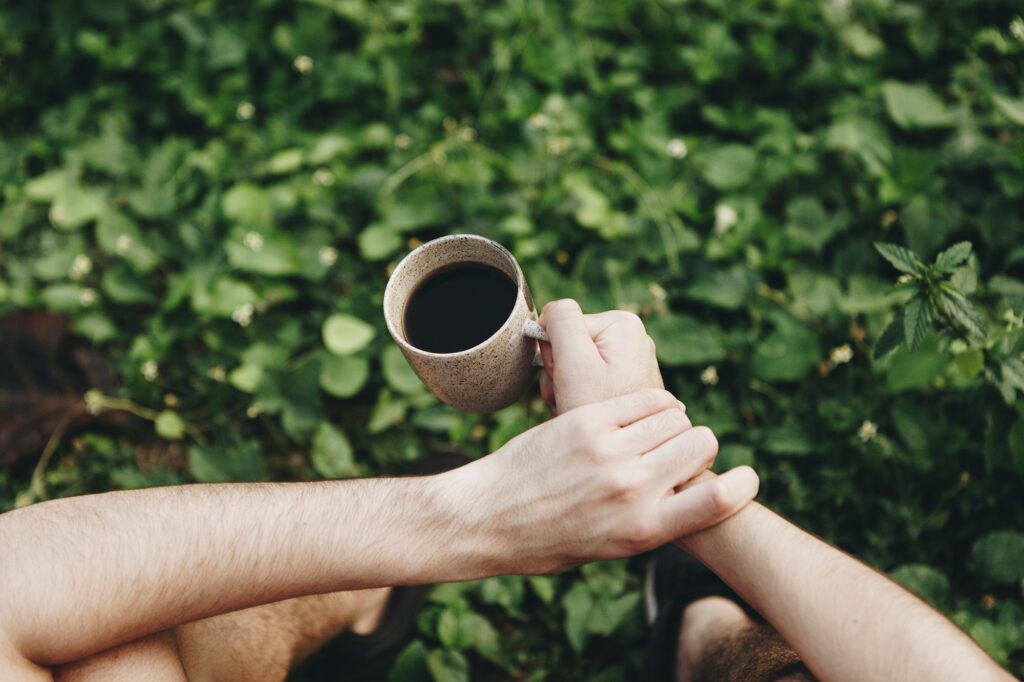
[394,133,412,149]
[665,138,688,159]
[236,101,255,120]
[84,389,104,415]
[243,231,264,251]
[1011,16,1024,42]
[293,55,314,74]
[714,204,739,235]
[527,113,549,130]
[858,420,878,442]
[313,167,335,186]
[79,287,97,306]
[246,404,263,418]
[69,254,93,280]
[700,365,719,386]
[648,282,667,302]
[115,234,133,255]
[142,360,159,381]
[318,246,338,266]
[830,343,854,366]
[231,303,254,327]
[208,366,226,382]
[897,274,914,284]
[459,127,476,142]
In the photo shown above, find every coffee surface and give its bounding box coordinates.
[403,263,517,353]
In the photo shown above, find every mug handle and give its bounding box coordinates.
[522,319,549,367]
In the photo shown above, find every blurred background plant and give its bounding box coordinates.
[1,0,1023,678]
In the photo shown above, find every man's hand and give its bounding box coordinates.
[538,299,665,414]
[441,389,758,575]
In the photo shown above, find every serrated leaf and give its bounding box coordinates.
[934,241,972,274]
[903,295,932,351]
[322,314,376,355]
[937,287,984,339]
[874,242,923,275]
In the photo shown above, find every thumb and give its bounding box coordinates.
[539,299,604,376]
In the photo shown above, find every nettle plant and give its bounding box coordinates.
[875,241,1024,404]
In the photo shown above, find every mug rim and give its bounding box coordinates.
[383,234,528,359]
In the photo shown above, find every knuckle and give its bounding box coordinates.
[631,388,672,414]
[690,426,719,458]
[647,335,657,353]
[707,480,734,516]
[615,311,646,334]
[606,470,643,500]
[544,299,582,321]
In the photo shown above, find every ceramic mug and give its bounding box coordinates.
[383,234,548,413]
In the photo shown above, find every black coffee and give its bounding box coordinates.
[404,263,517,353]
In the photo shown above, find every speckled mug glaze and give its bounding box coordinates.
[384,235,547,413]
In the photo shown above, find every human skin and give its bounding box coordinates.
[538,298,1013,682]
[0,394,756,676]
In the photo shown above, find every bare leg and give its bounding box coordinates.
[56,588,390,682]
[676,597,813,682]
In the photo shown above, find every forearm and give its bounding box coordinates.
[0,474,481,666]
[676,503,1011,682]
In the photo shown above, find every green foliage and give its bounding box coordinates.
[2,0,1024,677]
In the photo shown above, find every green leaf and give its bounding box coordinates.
[528,576,556,604]
[188,442,266,483]
[222,183,272,228]
[646,314,726,366]
[684,264,756,310]
[50,185,106,230]
[229,364,264,393]
[874,242,923,275]
[934,241,972,274]
[225,228,300,276]
[322,314,376,355]
[712,443,755,472]
[311,421,357,478]
[971,531,1024,585]
[890,564,950,609]
[902,294,932,351]
[874,314,906,359]
[437,607,501,663]
[359,224,403,261]
[319,354,370,398]
[425,649,469,682]
[881,81,955,129]
[368,390,407,433]
[701,144,757,191]
[383,345,426,395]
[155,410,186,440]
[936,286,984,339]
[1008,419,1024,476]
[886,335,946,392]
[750,314,820,382]
[992,93,1024,126]
[388,640,430,682]
[562,583,594,653]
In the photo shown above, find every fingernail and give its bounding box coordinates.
[677,400,687,413]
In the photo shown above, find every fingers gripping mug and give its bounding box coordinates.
[383,234,548,412]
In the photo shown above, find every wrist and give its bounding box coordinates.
[420,466,505,582]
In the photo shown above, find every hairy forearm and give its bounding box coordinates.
[676,503,1011,682]
[0,475,481,666]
